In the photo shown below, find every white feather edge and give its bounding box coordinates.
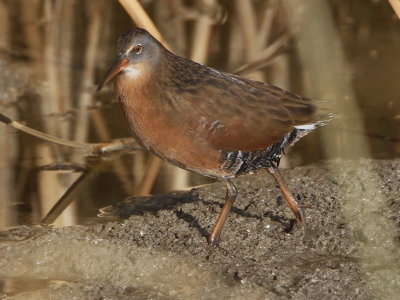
[294,124,317,130]
[294,117,332,130]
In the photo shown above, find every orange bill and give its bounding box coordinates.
[96,56,128,93]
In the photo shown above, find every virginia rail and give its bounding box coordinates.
[97,28,324,245]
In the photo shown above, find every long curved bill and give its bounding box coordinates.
[96,55,129,93]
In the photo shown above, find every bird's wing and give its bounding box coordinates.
[166,72,317,152]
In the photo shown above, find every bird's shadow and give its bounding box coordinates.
[98,189,199,218]
[98,187,297,236]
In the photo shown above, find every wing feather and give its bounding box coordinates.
[164,64,318,152]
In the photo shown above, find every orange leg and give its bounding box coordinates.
[266,166,306,224]
[208,178,237,245]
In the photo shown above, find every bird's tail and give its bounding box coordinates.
[287,100,333,147]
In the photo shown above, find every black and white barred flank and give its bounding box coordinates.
[220,121,324,176]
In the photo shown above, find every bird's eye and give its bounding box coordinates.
[133,44,142,54]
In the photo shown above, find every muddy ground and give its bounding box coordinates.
[0,159,399,299]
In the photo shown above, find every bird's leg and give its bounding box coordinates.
[208,178,238,245]
[266,166,306,224]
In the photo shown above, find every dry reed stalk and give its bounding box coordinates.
[36,0,70,225]
[270,54,289,92]
[235,0,257,59]
[0,112,18,229]
[36,144,79,226]
[58,0,75,140]
[0,1,10,52]
[228,17,244,70]
[259,1,290,93]
[118,0,169,48]
[256,0,279,49]
[90,109,134,194]
[41,165,104,224]
[168,0,186,55]
[43,0,61,136]
[233,30,291,75]
[153,1,170,39]
[135,155,162,196]
[132,151,145,191]
[388,0,400,19]
[0,112,141,155]
[234,0,265,81]
[73,0,103,143]
[0,1,15,229]
[190,0,216,63]
[14,147,32,210]
[18,0,53,224]
[20,0,43,70]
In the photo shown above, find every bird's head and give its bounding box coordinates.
[97,28,163,92]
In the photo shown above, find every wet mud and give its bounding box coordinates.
[1,159,399,299]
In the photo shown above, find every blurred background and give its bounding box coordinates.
[0,0,399,229]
